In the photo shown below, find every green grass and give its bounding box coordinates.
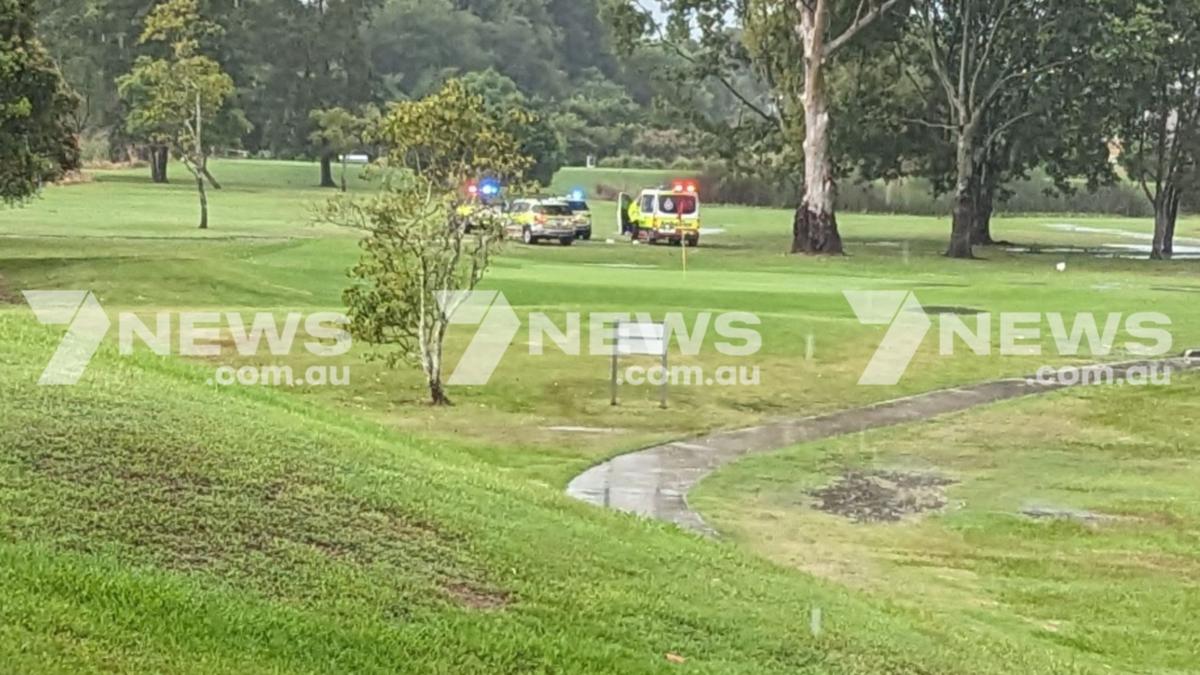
[4,161,1200,486]
[0,313,1111,674]
[692,379,1200,674]
[2,159,1199,671]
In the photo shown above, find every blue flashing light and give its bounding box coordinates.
[479,178,501,196]
[569,188,586,201]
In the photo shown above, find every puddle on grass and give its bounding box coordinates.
[908,305,985,316]
[1021,505,1124,524]
[809,470,959,524]
[543,426,624,434]
[909,282,970,289]
[1034,224,1200,259]
[1153,286,1200,294]
[1008,244,1200,260]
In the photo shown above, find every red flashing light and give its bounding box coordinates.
[672,179,699,195]
[467,182,479,195]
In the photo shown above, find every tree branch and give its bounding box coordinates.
[634,0,779,126]
[824,0,902,58]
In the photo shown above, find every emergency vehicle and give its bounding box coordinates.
[618,179,701,247]
[458,178,505,231]
[504,198,577,246]
[564,188,592,240]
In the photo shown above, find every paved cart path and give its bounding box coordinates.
[566,359,1199,536]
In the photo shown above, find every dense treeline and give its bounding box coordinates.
[21,0,1200,260]
[37,0,711,170]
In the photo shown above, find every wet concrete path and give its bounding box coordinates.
[566,359,1198,536]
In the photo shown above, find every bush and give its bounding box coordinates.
[695,163,1153,217]
[79,132,112,165]
[668,157,705,171]
[597,155,667,170]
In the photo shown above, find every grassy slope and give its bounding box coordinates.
[4,161,1200,489]
[0,314,1101,674]
[2,160,1199,671]
[692,379,1200,674]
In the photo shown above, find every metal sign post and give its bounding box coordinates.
[610,321,669,409]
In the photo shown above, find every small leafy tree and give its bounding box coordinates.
[328,80,533,406]
[117,0,244,229]
[1,0,79,204]
[309,106,375,192]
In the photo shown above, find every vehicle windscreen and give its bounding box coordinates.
[658,195,697,215]
[566,201,589,212]
[534,204,573,216]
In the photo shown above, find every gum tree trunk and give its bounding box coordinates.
[1152,185,1179,260]
[202,158,222,190]
[320,152,337,188]
[150,146,169,183]
[428,377,450,406]
[194,93,208,230]
[196,172,208,229]
[792,7,844,255]
[971,163,997,246]
[946,130,978,259]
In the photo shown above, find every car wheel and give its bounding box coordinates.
[582,231,592,241]
[560,237,574,246]
[686,237,699,248]
[522,227,534,245]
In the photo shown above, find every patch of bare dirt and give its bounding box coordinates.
[809,470,958,523]
[82,159,147,170]
[0,274,20,304]
[440,580,511,610]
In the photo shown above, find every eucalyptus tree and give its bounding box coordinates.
[904,0,1112,258]
[1105,0,1200,259]
[610,0,906,255]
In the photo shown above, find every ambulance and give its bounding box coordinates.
[618,179,701,247]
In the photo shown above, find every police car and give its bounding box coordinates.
[564,188,592,240]
[504,198,577,246]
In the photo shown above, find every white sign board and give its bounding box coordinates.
[616,322,666,356]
